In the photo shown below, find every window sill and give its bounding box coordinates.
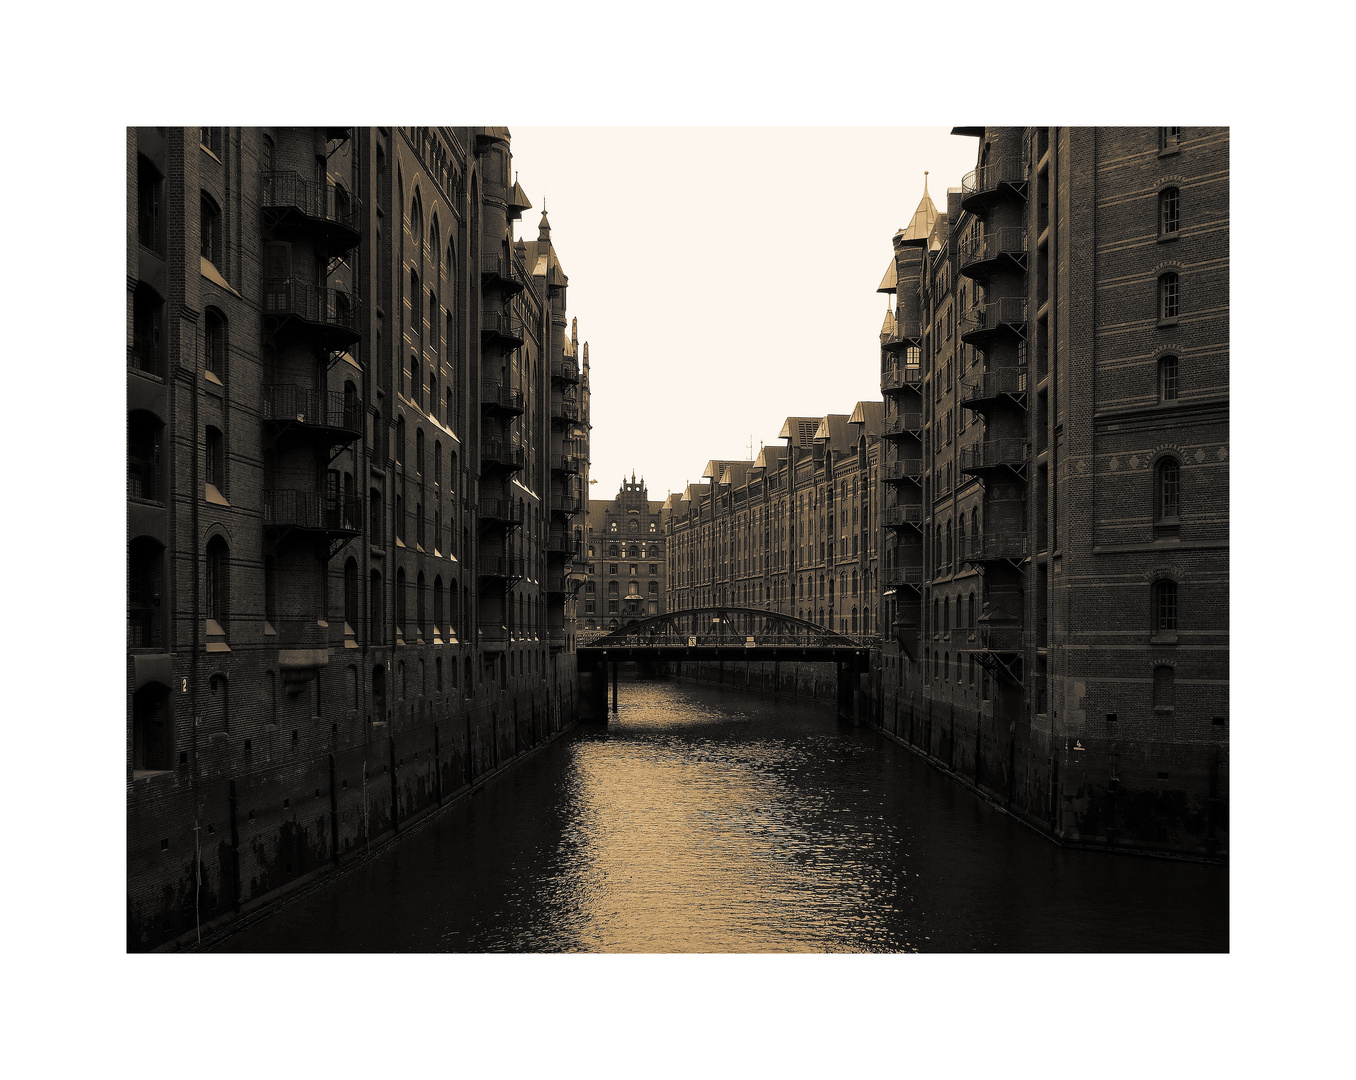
[200,144,222,163]
[1149,632,1179,646]
[1156,317,1180,329]
[1156,232,1180,244]
[132,769,174,781]
[205,370,225,387]
[205,484,230,507]
[1157,147,1180,159]
[1154,706,1175,715]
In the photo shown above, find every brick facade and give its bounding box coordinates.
[127,127,591,950]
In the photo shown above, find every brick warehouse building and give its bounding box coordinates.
[876,127,1229,859]
[127,126,590,949]
[582,475,668,631]
[665,407,882,638]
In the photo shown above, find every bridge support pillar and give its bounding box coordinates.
[836,663,860,726]
[611,661,618,713]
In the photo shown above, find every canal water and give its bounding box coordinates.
[215,674,1228,952]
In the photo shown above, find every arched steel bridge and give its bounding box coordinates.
[577,606,873,669]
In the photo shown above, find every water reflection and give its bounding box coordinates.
[216,676,1227,953]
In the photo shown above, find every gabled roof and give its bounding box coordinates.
[849,400,884,433]
[703,459,752,483]
[719,462,755,488]
[754,444,788,470]
[812,414,852,446]
[778,417,821,448]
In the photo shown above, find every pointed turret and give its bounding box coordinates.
[880,305,897,342]
[896,172,939,248]
[538,206,551,242]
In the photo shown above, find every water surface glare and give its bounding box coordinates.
[216,677,1228,952]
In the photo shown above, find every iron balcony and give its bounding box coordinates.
[959,368,1028,411]
[882,504,925,530]
[554,494,582,515]
[960,159,1029,213]
[480,312,524,347]
[551,358,581,384]
[881,365,924,393]
[960,296,1028,347]
[882,458,924,484]
[478,498,524,528]
[960,531,1029,564]
[262,385,363,441]
[881,413,924,439]
[959,438,1029,476]
[259,170,363,252]
[882,566,925,590]
[263,490,362,535]
[958,227,1028,281]
[480,382,525,415]
[480,253,524,296]
[478,556,526,583]
[480,441,525,471]
[552,398,581,424]
[550,454,581,475]
[262,281,361,350]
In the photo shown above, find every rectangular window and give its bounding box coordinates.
[608,600,618,613]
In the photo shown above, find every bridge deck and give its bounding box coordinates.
[578,641,871,670]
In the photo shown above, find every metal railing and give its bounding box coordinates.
[961,159,1027,197]
[128,463,161,503]
[263,490,362,532]
[881,414,924,438]
[882,566,925,588]
[552,398,581,423]
[555,495,582,515]
[882,505,925,528]
[959,438,1028,473]
[882,459,924,482]
[960,531,1029,563]
[262,281,361,331]
[478,498,523,525]
[551,454,580,474]
[480,441,525,469]
[881,365,923,391]
[960,368,1028,405]
[480,382,524,412]
[481,312,524,340]
[959,227,1028,266]
[971,296,1029,331]
[551,358,580,383]
[263,385,362,433]
[482,556,526,580]
[128,609,161,649]
[260,170,364,234]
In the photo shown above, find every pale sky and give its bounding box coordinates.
[506,128,979,503]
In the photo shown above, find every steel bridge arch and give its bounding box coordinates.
[587,606,863,648]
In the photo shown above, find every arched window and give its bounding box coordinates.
[1152,579,1178,633]
[448,579,459,639]
[204,307,227,380]
[199,192,222,266]
[343,381,358,430]
[395,567,407,632]
[369,488,383,545]
[205,426,224,494]
[415,429,425,475]
[1159,187,1180,237]
[1158,355,1179,402]
[205,536,229,631]
[396,416,406,465]
[372,664,386,716]
[433,575,444,631]
[1158,272,1179,321]
[1156,458,1181,521]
